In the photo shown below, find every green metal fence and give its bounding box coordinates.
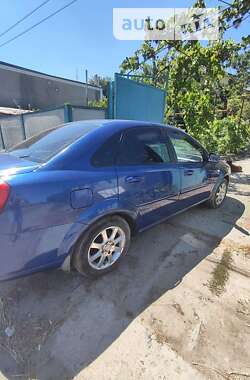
[0,104,106,150]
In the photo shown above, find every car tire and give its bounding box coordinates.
[206,178,228,209]
[72,216,131,277]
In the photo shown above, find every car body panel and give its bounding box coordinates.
[0,120,231,280]
[0,167,119,280]
[117,163,181,229]
[165,128,214,207]
[0,153,39,177]
[175,162,212,207]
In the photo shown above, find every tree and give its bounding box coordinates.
[89,75,111,97]
[119,1,250,154]
[88,75,110,108]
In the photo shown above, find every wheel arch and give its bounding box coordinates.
[83,210,138,235]
[61,210,138,272]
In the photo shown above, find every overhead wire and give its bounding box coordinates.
[0,0,52,39]
[0,0,78,48]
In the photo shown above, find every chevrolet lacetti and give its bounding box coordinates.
[0,120,231,280]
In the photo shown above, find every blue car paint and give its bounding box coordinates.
[0,120,230,280]
[118,162,181,229]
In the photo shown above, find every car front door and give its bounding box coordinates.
[167,129,212,207]
[116,126,181,229]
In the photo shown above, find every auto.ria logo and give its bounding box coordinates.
[113,8,219,41]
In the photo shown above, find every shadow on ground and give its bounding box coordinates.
[0,196,245,380]
[228,173,250,197]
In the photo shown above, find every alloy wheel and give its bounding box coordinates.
[88,226,126,270]
[215,182,227,206]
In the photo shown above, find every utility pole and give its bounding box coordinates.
[85,69,88,106]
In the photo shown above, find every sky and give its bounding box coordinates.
[0,0,249,82]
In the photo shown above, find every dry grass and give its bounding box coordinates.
[209,250,233,296]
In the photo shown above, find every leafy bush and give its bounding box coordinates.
[188,117,250,155]
[88,97,108,108]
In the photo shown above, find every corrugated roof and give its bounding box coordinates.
[0,107,31,116]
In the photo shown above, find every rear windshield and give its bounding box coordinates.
[8,122,102,163]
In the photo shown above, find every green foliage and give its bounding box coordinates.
[89,75,111,97]
[119,1,250,155]
[88,96,108,109]
[222,0,250,29]
[88,75,110,108]
[191,117,250,155]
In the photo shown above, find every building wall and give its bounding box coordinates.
[0,62,102,109]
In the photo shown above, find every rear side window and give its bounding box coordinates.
[8,122,103,163]
[91,133,121,167]
[118,127,172,165]
[169,132,204,163]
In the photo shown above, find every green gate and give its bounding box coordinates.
[108,73,166,123]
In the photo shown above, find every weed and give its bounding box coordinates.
[209,250,232,296]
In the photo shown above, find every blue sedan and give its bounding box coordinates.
[0,120,230,280]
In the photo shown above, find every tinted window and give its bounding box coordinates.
[169,132,203,163]
[92,133,121,167]
[118,128,171,165]
[8,122,103,163]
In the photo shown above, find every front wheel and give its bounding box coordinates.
[206,178,228,209]
[72,216,131,277]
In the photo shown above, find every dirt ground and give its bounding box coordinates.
[0,159,249,380]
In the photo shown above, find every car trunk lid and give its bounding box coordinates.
[0,152,40,177]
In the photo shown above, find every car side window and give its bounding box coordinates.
[91,133,121,167]
[118,127,172,166]
[169,132,204,163]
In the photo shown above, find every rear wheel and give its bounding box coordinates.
[72,216,131,277]
[206,178,228,209]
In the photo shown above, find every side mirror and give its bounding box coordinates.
[208,153,220,163]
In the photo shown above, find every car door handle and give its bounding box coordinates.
[184,169,194,176]
[125,176,143,183]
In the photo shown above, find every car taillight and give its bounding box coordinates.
[0,181,10,211]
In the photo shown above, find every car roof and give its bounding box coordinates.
[63,119,182,134]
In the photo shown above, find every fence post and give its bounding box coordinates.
[20,114,26,140]
[64,104,73,123]
[0,124,5,150]
[107,81,114,119]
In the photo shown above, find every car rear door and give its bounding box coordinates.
[167,129,211,207]
[116,126,181,229]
